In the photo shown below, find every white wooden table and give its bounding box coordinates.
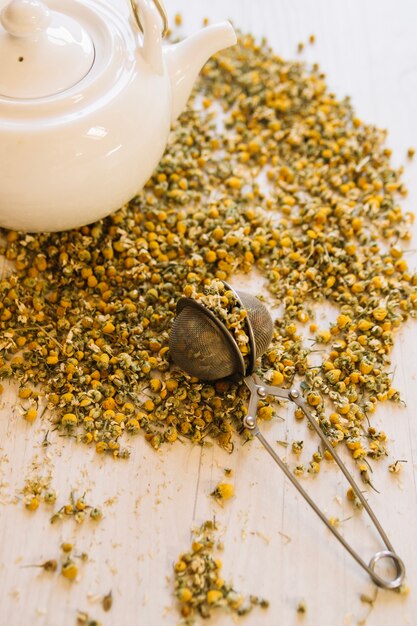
[1,1,417,625]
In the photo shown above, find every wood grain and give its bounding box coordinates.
[1,1,416,625]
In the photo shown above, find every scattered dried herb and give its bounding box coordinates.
[22,476,56,511]
[173,520,268,624]
[23,540,87,583]
[50,492,103,525]
[0,32,414,479]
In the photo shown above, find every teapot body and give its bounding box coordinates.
[0,0,236,232]
[0,0,172,232]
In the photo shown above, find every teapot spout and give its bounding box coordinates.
[164,21,236,124]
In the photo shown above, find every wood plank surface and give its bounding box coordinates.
[1,1,416,625]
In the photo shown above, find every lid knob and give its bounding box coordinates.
[0,0,95,99]
[1,0,50,38]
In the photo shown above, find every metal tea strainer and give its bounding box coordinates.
[169,284,406,589]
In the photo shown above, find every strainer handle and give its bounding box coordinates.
[242,377,406,590]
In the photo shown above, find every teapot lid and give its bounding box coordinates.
[0,0,95,99]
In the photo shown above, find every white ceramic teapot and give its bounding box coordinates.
[0,0,236,232]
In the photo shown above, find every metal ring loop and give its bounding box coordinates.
[368,550,406,589]
[129,0,169,38]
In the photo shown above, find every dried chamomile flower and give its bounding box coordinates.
[23,559,58,573]
[90,507,103,521]
[24,407,37,423]
[102,590,113,612]
[297,599,307,614]
[210,482,234,502]
[61,559,78,581]
[77,611,102,626]
[388,460,407,474]
[292,440,303,455]
[42,559,58,572]
[25,496,40,511]
[61,543,73,553]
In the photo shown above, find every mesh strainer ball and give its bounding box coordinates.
[169,287,274,381]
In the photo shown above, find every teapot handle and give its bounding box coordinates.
[129,0,167,74]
